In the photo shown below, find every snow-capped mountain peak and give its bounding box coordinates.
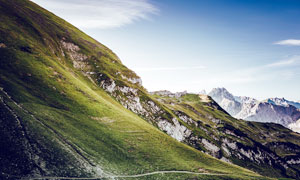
[209,87,235,101]
[208,88,242,115]
[266,97,300,109]
[208,87,300,132]
[235,96,258,105]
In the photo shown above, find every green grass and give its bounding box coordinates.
[0,0,275,179]
[152,93,300,179]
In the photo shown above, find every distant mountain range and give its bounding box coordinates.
[208,88,300,132]
[266,97,300,109]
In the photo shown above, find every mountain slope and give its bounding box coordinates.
[150,91,300,179]
[0,0,267,180]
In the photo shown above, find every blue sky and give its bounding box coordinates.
[32,0,300,101]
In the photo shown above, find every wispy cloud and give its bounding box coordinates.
[189,56,300,87]
[267,59,296,67]
[266,56,300,67]
[31,0,158,29]
[274,39,300,46]
[196,76,257,84]
[134,66,206,72]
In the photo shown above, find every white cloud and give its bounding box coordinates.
[274,39,300,46]
[31,0,158,29]
[266,56,300,67]
[267,59,296,67]
[191,75,259,86]
[134,66,206,72]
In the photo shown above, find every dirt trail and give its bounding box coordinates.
[15,171,227,180]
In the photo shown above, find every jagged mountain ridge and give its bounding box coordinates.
[0,0,300,179]
[209,88,300,130]
[266,97,300,109]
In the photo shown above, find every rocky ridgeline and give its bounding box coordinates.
[150,90,188,98]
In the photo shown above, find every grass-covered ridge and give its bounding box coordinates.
[150,92,300,179]
[0,0,275,179]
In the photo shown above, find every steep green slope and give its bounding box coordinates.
[0,0,272,180]
[150,92,300,179]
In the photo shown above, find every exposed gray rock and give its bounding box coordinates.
[101,80,116,93]
[201,139,220,154]
[174,111,197,126]
[157,118,192,142]
[221,144,231,156]
[287,158,300,165]
[150,90,187,98]
[121,75,142,86]
[61,39,88,69]
[222,138,237,150]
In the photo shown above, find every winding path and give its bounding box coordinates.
[14,171,227,180]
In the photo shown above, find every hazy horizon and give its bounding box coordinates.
[32,0,300,101]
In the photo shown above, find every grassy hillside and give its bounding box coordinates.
[150,92,300,179]
[0,0,275,179]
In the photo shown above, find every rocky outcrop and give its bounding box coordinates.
[92,74,195,143]
[61,39,89,69]
[150,90,188,98]
[157,118,192,141]
[121,75,142,87]
[287,158,300,165]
